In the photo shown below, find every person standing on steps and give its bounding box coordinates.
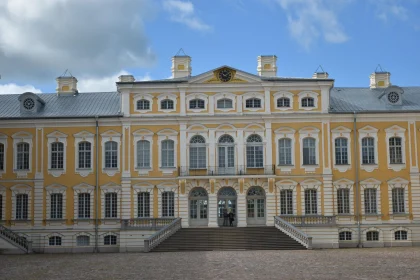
[228,209,235,227]
[223,208,229,226]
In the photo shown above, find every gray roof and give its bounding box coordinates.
[0,92,121,119]
[330,87,420,113]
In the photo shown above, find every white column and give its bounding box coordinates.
[33,181,44,227]
[323,175,334,216]
[208,194,218,227]
[237,194,247,227]
[265,121,272,167]
[264,88,271,113]
[122,125,130,178]
[121,181,131,220]
[266,193,275,226]
[179,194,189,227]
[237,130,244,170]
[180,124,187,169]
[237,95,243,113]
[120,90,130,117]
[180,90,186,116]
[208,95,214,115]
[209,129,215,173]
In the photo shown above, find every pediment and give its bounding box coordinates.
[360,178,381,186]
[12,131,32,139]
[47,131,68,138]
[333,178,354,186]
[276,179,298,187]
[74,131,95,138]
[244,123,265,131]
[359,125,378,133]
[188,66,261,84]
[100,130,121,137]
[133,129,154,136]
[387,177,409,185]
[331,126,351,133]
[385,125,406,133]
[187,124,208,131]
[216,124,236,131]
[157,129,178,136]
[274,127,296,134]
[299,126,320,133]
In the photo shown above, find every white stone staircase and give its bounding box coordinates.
[0,224,32,254]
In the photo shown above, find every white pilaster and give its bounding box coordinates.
[121,181,131,220]
[209,95,215,115]
[209,129,215,172]
[208,194,218,227]
[264,88,271,113]
[410,173,420,220]
[320,85,330,113]
[180,90,186,116]
[237,130,244,167]
[180,124,187,168]
[265,193,275,226]
[237,95,243,113]
[265,121,272,167]
[120,90,130,117]
[33,181,44,227]
[323,175,333,216]
[179,194,189,227]
[237,194,247,227]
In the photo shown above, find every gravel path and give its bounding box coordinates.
[1,247,420,280]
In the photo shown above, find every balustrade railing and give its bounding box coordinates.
[144,218,182,252]
[179,165,275,176]
[274,216,312,249]
[0,224,32,253]
[279,215,336,226]
[121,218,176,230]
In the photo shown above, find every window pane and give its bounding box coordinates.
[50,193,63,219]
[389,137,403,164]
[362,137,375,164]
[304,189,317,214]
[279,138,292,165]
[392,188,405,213]
[105,193,117,218]
[280,190,293,215]
[137,140,150,168]
[0,143,4,171]
[303,138,316,165]
[17,143,30,170]
[51,142,64,169]
[161,140,174,167]
[78,142,91,169]
[162,192,175,217]
[337,189,350,214]
[78,193,90,218]
[77,235,90,246]
[137,100,150,110]
[105,141,118,168]
[217,98,232,109]
[364,188,377,214]
[16,194,28,220]
[335,138,348,165]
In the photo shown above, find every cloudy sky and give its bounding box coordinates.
[0,0,419,94]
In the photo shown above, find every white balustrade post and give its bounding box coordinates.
[208,194,218,227]
[237,194,247,227]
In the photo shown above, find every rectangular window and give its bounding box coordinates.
[51,142,64,169]
[337,189,350,214]
[304,189,317,215]
[16,194,28,220]
[17,143,30,170]
[245,98,261,108]
[389,137,403,164]
[189,146,206,169]
[364,188,377,214]
[105,193,118,218]
[105,141,118,168]
[246,145,264,168]
[278,139,292,165]
[76,235,90,246]
[366,231,379,241]
[335,138,348,165]
[138,192,150,218]
[161,140,175,167]
[392,188,405,213]
[362,137,375,164]
[302,138,316,165]
[339,231,352,241]
[137,140,150,168]
[78,193,90,219]
[280,190,293,215]
[0,143,4,171]
[162,192,174,217]
[104,235,117,245]
[50,193,63,219]
[78,142,91,169]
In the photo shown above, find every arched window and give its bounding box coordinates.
[162,191,175,217]
[362,137,375,164]
[161,99,174,110]
[76,235,90,246]
[189,135,206,169]
[246,135,263,168]
[49,236,62,246]
[136,99,150,110]
[16,194,28,220]
[394,230,407,240]
[278,138,292,165]
[16,142,30,170]
[136,140,150,168]
[301,97,314,107]
[217,98,233,109]
[335,138,348,165]
[277,97,290,108]
[280,190,293,215]
[189,99,205,109]
[51,142,64,169]
[392,188,405,213]
[247,186,266,223]
[304,189,317,214]
[0,143,4,171]
[138,192,150,217]
[389,137,403,164]
[104,235,117,245]
[366,231,379,241]
[364,188,377,214]
[302,137,316,165]
[104,141,118,168]
[218,135,235,170]
[161,140,175,167]
[337,189,350,214]
[78,141,91,169]
[50,193,63,219]
[245,98,261,108]
[105,193,117,218]
[339,231,352,241]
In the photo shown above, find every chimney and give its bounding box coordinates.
[312,65,329,79]
[56,71,78,95]
[257,55,277,77]
[370,71,391,89]
[119,75,135,82]
[171,55,192,78]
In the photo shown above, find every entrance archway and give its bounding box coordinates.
[217,187,237,226]
[189,187,208,226]
[247,186,266,225]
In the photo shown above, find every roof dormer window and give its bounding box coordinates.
[18,92,45,113]
[387,92,399,104]
[23,98,35,111]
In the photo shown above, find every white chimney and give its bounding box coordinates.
[119,75,135,82]
[370,71,391,89]
[312,72,329,79]
[257,55,277,77]
[56,74,78,95]
[171,55,192,78]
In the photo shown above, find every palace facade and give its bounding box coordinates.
[1,54,420,253]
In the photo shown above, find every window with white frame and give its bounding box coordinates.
[304,189,317,215]
[16,193,28,220]
[104,235,117,245]
[104,141,118,168]
[76,235,90,246]
[246,134,263,168]
[339,231,352,241]
[394,230,407,241]
[245,98,261,108]
[366,231,379,241]
[189,99,205,109]
[137,192,150,218]
[137,99,150,110]
[105,192,118,218]
[136,140,150,168]
[301,97,314,107]
[78,142,91,169]
[277,97,290,108]
[389,137,403,164]
[364,188,377,214]
[0,143,4,171]
[161,140,175,167]
[189,135,206,169]
[302,137,316,165]
[50,193,63,219]
[217,98,233,109]
[16,142,30,170]
[392,188,405,213]
[49,236,62,246]
[78,193,91,219]
[335,138,348,165]
[50,142,64,169]
[218,134,235,169]
[337,189,350,214]
[280,190,293,215]
[278,138,292,165]
[161,99,174,110]
[0,194,3,220]
[162,191,175,217]
[362,137,375,164]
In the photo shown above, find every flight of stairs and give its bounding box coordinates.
[151,226,306,252]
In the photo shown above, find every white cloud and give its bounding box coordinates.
[0,83,42,94]
[275,0,349,49]
[163,0,212,31]
[0,0,157,84]
[370,0,409,21]
[78,71,152,92]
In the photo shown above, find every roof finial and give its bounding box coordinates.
[375,64,386,73]
[315,65,326,73]
[59,69,74,78]
[175,48,188,57]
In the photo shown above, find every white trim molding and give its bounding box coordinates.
[73,183,95,220]
[133,183,155,218]
[11,184,32,221]
[133,93,154,114]
[385,125,407,172]
[47,131,68,177]
[276,179,297,215]
[359,125,379,172]
[299,127,320,173]
[0,133,7,178]
[298,91,319,111]
[74,131,95,177]
[242,92,265,112]
[273,91,294,111]
[214,92,236,113]
[186,93,209,113]
[132,129,154,176]
[387,177,409,217]
[274,127,296,174]
[331,126,352,172]
[0,185,5,221]
[101,130,122,177]
[300,179,322,215]
[12,131,33,178]
[45,184,67,221]
[360,178,382,217]
[157,93,177,113]
[100,183,122,219]
[157,129,178,175]
[333,178,354,215]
